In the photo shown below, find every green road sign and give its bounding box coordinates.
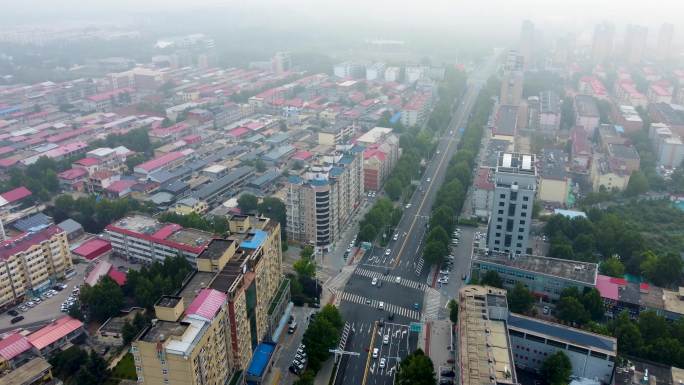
[410,322,422,332]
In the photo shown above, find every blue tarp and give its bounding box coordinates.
[241,230,267,249]
[246,342,276,378]
[390,112,401,124]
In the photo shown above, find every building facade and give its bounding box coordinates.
[487,153,537,255]
[471,249,598,302]
[0,226,72,309]
[104,214,213,265]
[286,147,364,251]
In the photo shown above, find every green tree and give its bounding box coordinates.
[423,241,448,265]
[625,171,649,196]
[507,283,535,314]
[300,245,314,259]
[79,277,124,322]
[640,251,683,287]
[68,301,84,321]
[541,351,572,385]
[426,226,449,247]
[384,178,403,201]
[237,193,259,213]
[122,321,138,345]
[448,299,458,323]
[582,289,605,321]
[358,223,377,242]
[612,311,643,355]
[556,296,589,325]
[479,270,503,288]
[599,256,625,277]
[302,305,344,372]
[293,257,316,278]
[429,206,455,234]
[395,349,436,385]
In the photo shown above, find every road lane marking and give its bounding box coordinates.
[362,321,378,385]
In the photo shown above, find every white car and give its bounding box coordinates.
[427,178,431,182]
[405,203,412,209]
[378,302,384,310]
[372,348,379,358]
[385,249,391,256]
[393,233,398,241]
[395,276,401,284]
[371,277,378,286]
[383,334,389,345]
[379,357,386,368]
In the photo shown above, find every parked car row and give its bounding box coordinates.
[289,343,307,375]
[61,286,80,313]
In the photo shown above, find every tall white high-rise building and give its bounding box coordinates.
[487,152,537,255]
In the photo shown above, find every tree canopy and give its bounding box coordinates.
[395,349,436,385]
[541,351,572,385]
[79,276,124,322]
[507,283,535,314]
[302,304,344,373]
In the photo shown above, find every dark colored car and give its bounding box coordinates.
[10,316,24,324]
[7,309,19,316]
[441,369,455,377]
[439,379,454,385]
[388,312,395,321]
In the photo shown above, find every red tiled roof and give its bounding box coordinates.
[135,151,185,173]
[85,260,112,286]
[74,157,101,167]
[0,157,19,168]
[0,333,32,360]
[58,168,88,181]
[1,186,32,203]
[185,288,227,321]
[87,88,134,102]
[364,149,387,161]
[0,226,62,261]
[108,269,127,286]
[27,316,83,350]
[474,167,494,190]
[105,180,136,193]
[105,224,206,254]
[229,126,251,138]
[292,150,313,161]
[152,224,182,240]
[73,238,112,260]
[0,146,14,157]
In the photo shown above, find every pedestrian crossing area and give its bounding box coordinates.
[324,265,356,291]
[421,288,442,321]
[354,267,428,291]
[415,257,425,276]
[332,289,421,320]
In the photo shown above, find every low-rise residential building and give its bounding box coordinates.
[0,357,53,385]
[0,226,72,310]
[591,155,631,191]
[648,82,674,104]
[649,102,684,136]
[173,197,209,215]
[596,275,684,320]
[574,95,600,134]
[357,127,399,191]
[471,248,598,302]
[493,105,519,139]
[333,62,365,79]
[615,80,648,108]
[570,127,592,173]
[317,124,355,146]
[401,93,432,127]
[27,316,84,356]
[104,214,213,265]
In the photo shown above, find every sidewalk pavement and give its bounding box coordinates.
[429,319,455,375]
[314,357,335,385]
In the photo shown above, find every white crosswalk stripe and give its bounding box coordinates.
[333,289,421,320]
[421,288,442,321]
[415,258,425,276]
[354,267,428,291]
[325,265,356,291]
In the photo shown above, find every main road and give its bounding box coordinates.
[329,56,498,385]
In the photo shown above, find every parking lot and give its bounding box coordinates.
[0,261,89,332]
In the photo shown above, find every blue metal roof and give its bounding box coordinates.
[240,230,267,249]
[508,314,615,351]
[288,175,303,184]
[339,155,354,164]
[309,179,329,186]
[330,166,344,177]
[246,342,276,378]
[390,112,401,124]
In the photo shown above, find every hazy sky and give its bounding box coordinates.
[2,0,682,44]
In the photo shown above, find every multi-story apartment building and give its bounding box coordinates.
[357,127,399,191]
[400,93,432,127]
[500,50,524,106]
[623,24,648,65]
[132,214,284,385]
[539,91,561,131]
[472,167,494,219]
[596,274,684,321]
[471,248,598,302]
[286,147,364,251]
[365,63,386,81]
[649,123,684,169]
[591,22,615,64]
[574,95,600,134]
[0,226,72,310]
[104,214,213,265]
[487,153,537,255]
[458,285,617,385]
